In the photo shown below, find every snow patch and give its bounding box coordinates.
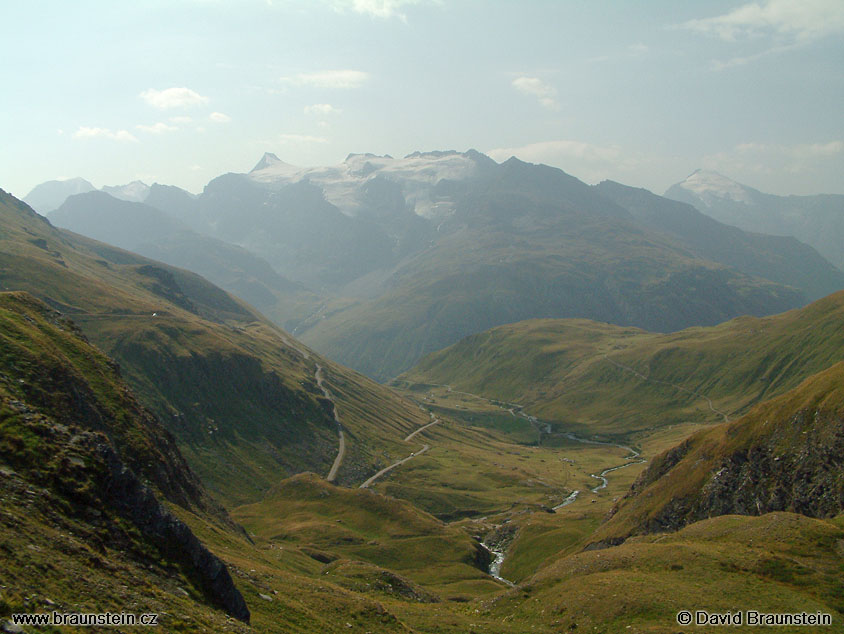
[679,169,752,205]
[247,151,486,217]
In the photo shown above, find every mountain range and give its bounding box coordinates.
[33,151,844,381]
[666,169,844,270]
[0,188,427,504]
[4,167,844,631]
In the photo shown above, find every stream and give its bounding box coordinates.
[481,531,516,587]
[563,432,646,494]
[414,382,648,582]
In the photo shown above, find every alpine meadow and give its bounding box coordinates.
[2,2,844,633]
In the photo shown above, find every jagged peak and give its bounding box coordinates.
[403,150,462,160]
[250,152,285,172]
[344,152,393,162]
[101,181,150,203]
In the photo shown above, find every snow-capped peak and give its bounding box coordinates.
[101,181,150,203]
[677,169,752,205]
[250,152,286,173]
[246,150,495,218]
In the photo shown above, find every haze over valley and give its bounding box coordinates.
[2,1,843,632]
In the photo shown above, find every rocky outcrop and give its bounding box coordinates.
[99,443,250,622]
[696,409,844,520]
[596,362,844,544]
[0,292,249,622]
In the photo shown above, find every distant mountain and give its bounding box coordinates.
[595,180,844,302]
[23,177,199,217]
[665,170,844,270]
[51,190,318,327]
[25,155,843,382]
[0,188,429,505]
[145,182,200,217]
[102,179,151,202]
[274,153,817,379]
[23,177,95,213]
[182,151,486,291]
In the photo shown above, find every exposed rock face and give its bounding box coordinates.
[595,362,844,544]
[697,410,844,520]
[0,291,249,622]
[99,443,250,622]
[632,410,844,535]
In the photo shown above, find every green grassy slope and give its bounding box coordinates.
[492,512,844,634]
[0,290,449,633]
[0,291,249,625]
[233,473,499,599]
[400,289,844,435]
[0,189,428,505]
[590,361,844,545]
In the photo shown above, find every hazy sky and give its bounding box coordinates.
[2,0,842,198]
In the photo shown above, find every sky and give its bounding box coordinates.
[2,0,843,199]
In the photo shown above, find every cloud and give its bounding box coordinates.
[136,122,177,134]
[489,140,623,167]
[702,140,844,176]
[304,103,342,115]
[332,0,430,21]
[511,76,558,110]
[709,42,799,69]
[681,0,844,43]
[280,70,369,89]
[209,111,231,123]
[278,134,329,144]
[140,87,210,109]
[73,126,138,142]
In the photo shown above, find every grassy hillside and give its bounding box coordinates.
[492,512,844,633]
[0,291,249,625]
[51,190,322,329]
[590,361,844,545]
[233,473,499,599]
[0,189,428,505]
[400,289,844,435]
[0,290,473,632]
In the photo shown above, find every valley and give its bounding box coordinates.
[3,158,844,632]
[5,1,844,630]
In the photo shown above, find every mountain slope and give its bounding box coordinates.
[51,190,320,327]
[590,361,844,546]
[0,291,249,624]
[399,289,844,435]
[596,179,844,301]
[494,512,844,633]
[298,157,805,379]
[0,189,428,506]
[666,169,844,270]
[194,175,398,291]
